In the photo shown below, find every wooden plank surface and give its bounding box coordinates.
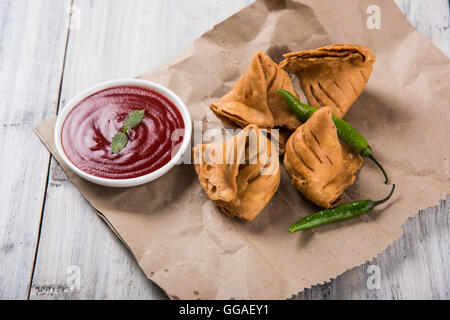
[293,196,449,300]
[0,0,447,300]
[0,0,70,299]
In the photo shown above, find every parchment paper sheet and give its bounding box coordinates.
[34,0,449,299]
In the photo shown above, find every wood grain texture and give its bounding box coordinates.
[394,0,449,57]
[29,0,253,300]
[293,195,449,300]
[0,0,70,299]
[0,0,447,300]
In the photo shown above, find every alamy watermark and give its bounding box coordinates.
[366,264,381,290]
[170,121,280,176]
[34,265,81,296]
[367,5,381,30]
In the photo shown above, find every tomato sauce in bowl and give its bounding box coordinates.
[61,85,185,180]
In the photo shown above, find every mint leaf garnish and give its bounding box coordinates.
[110,110,145,154]
[124,110,145,129]
[111,131,129,154]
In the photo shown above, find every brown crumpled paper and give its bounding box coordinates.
[34,0,449,300]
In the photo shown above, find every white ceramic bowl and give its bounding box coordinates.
[54,79,192,187]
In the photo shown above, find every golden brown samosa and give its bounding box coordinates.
[280,44,376,118]
[193,125,280,221]
[210,51,301,131]
[284,107,363,208]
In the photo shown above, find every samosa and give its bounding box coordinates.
[280,44,375,118]
[210,51,301,153]
[284,107,364,208]
[193,125,280,222]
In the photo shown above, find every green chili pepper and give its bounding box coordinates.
[289,185,395,232]
[278,89,389,184]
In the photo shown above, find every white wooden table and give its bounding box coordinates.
[0,0,448,300]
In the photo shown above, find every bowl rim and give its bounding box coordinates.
[54,78,192,188]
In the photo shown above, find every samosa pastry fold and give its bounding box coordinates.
[210,51,301,131]
[284,107,364,209]
[193,125,280,222]
[280,44,376,118]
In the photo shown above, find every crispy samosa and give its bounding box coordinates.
[210,51,301,131]
[284,107,363,208]
[193,125,280,222]
[280,44,376,118]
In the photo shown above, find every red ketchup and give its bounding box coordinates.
[61,85,185,179]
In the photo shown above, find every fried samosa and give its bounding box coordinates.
[280,44,376,118]
[193,125,280,222]
[284,107,364,209]
[210,51,301,131]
